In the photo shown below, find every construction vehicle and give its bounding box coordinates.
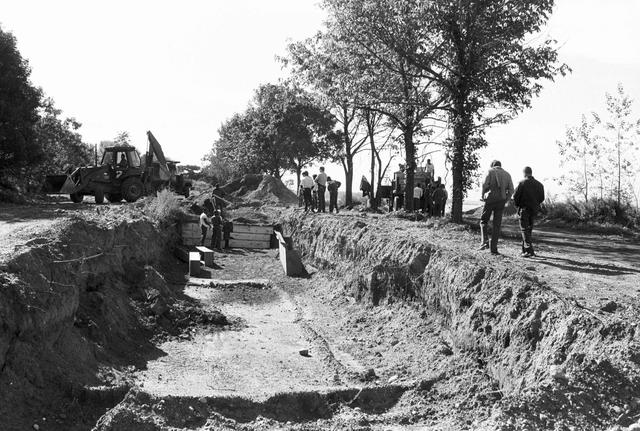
[44,131,192,203]
[388,165,435,210]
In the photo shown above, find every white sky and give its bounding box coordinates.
[2,0,639,198]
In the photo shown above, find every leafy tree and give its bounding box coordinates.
[113,131,132,146]
[214,83,338,182]
[298,0,444,211]
[285,37,369,205]
[34,98,94,174]
[0,25,42,174]
[557,115,602,202]
[394,0,568,221]
[595,84,640,206]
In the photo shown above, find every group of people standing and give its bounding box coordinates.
[413,179,448,217]
[300,167,342,213]
[199,187,233,249]
[479,160,545,257]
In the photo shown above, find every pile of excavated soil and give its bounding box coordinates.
[0,209,228,431]
[245,175,298,205]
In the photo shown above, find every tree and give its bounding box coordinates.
[313,0,445,211]
[214,83,337,182]
[556,114,602,202]
[0,25,42,174]
[34,98,93,174]
[401,0,568,222]
[114,131,132,146]
[596,84,640,206]
[285,37,369,206]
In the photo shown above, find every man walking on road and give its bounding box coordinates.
[513,166,545,257]
[316,167,328,213]
[479,160,514,255]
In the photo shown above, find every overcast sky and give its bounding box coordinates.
[2,0,639,197]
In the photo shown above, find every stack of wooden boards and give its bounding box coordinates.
[180,217,273,249]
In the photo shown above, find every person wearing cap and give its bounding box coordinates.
[210,209,223,250]
[480,160,514,255]
[513,166,545,257]
[300,171,315,212]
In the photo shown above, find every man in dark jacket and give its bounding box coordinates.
[327,177,341,213]
[513,166,545,258]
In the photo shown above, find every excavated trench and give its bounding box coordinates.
[3,210,640,430]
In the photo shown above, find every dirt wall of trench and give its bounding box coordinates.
[283,213,640,427]
[0,216,179,431]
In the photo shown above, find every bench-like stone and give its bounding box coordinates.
[196,246,214,267]
[189,252,201,277]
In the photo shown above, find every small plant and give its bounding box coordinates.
[143,189,186,224]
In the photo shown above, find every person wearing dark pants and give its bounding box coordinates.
[199,210,211,246]
[479,160,514,255]
[432,185,445,217]
[327,177,341,213]
[316,167,328,213]
[301,171,315,212]
[210,210,223,250]
[513,166,545,257]
[222,220,233,249]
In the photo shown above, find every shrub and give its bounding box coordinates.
[545,198,639,229]
[143,189,186,224]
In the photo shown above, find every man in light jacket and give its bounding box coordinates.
[480,160,514,255]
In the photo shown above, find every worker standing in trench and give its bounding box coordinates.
[199,209,211,246]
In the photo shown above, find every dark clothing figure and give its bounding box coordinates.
[480,166,514,254]
[360,177,372,197]
[432,187,445,218]
[513,176,545,256]
[440,188,448,217]
[222,221,233,249]
[200,225,208,246]
[317,184,326,213]
[211,214,222,250]
[212,187,226,212]
[303,188,313,211]
[328,181,341,213]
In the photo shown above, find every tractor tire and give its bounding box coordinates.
[94,189,105,204]
[70,193,83,203]
[122,178,144,202]
[106,193,122,203]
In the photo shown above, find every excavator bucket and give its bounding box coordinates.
[43,174,76,194]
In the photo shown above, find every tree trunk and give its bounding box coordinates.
[343,118,353,206]
[403,124,416,212]
[295,165,302,191]
[450,101,467,224]
[366,110,378,209]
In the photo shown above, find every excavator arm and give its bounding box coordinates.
[146,131,171,181]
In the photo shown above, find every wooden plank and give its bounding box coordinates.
[233,224,273,235]
[228,239,271,249]
[229,232,272,242]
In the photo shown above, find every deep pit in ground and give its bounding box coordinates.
[2,209,640,430]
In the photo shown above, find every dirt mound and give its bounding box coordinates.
[0,212,228,431]
[221,174,264,198]
[245,175,298,205]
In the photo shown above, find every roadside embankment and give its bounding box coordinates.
[282,211,640,429]
[0,211,224,431]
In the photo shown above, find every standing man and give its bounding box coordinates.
[301,171,315,212]
[426,159,435,183]
[513,167,545,258]
[440,184,448,217]
[432,185,445,218]
[211,210,223,250]
[413,184,423,213]
[199,209,211,246]
[316,167,328,213]
[327,177,341,213]
[479,160,514,255]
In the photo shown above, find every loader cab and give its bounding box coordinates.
[101,146,142,178]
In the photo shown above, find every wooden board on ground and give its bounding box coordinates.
[228,239,271,249]
[233,224,273,235]
[229,232,272,242]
